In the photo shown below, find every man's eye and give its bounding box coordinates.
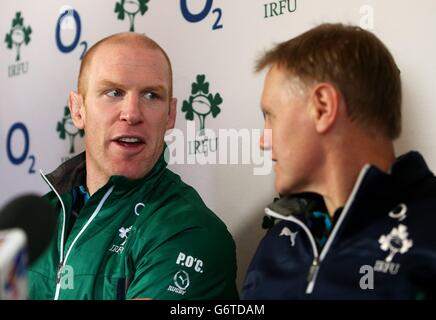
[106,89,123,97]
[143,92,159,100]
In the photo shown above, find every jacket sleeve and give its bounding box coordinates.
[125,222,239,300]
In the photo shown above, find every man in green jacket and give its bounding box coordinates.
[28,32,238,300]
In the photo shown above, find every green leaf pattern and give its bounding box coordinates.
[182,75,223,125]
[139,0,149,15]
[115,0,149,24]
[12,12,23,27]
[4,12,32,60]
[115,0,126,20]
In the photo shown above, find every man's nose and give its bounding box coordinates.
[260,128,272,150]
[120,94,143,125]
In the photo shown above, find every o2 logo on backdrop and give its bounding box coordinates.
[4,12,32,78]
[55,6,88,60]
[180,0,223,31]
[6,123,37,174]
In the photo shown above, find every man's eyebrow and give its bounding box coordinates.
[141,84,167,93]
[96,79,167,93]
[96,79,125,89]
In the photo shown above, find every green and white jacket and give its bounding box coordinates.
[28,152,238,300]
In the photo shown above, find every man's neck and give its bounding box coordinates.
[86,174,109,197]
[85,156,110,196]
[316,134,396,217]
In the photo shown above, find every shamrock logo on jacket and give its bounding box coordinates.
[378,224,413,262]
[119,226,132,246]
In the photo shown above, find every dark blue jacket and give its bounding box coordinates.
[242,152,436,299]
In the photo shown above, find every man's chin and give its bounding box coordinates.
[275,178,299,196]
[275,182,290,196]
[110,165,151,180]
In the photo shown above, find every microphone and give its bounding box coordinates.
[0,194,57,299]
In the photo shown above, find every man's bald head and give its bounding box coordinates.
[77,32,173,99]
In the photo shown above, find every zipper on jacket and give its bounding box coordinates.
[40,171,67,286]
[265,164,370,295]
[56,262,63,284]
[307,257,320,282]
[306,257,320,294]
[40,170,114,300]
[266,208,320,294]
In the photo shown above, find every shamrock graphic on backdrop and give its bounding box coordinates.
[115,0,149,32]
[182,75,223,134]
[57,106,85,154]
[4,12,32,61]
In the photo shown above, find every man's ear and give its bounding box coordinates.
[309,83,341,134]
[69,91,85,130]
[166,97,177,130]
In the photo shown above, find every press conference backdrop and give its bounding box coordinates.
[1,0,436,290]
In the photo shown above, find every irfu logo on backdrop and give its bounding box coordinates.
[182,75,222,133]
[166,76,271,175]
[5,12,32,77]
[115,0,149,32]
[57,106,84,162]
[263,0,297,19]
[182,75,222,156]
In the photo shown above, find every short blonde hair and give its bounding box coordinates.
[78,32,173,98]
[257,23,402,139]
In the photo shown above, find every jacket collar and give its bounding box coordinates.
[389,151,433,187]
[332,151,433,240]
[45,152,86,195]
[350,151,432,209]
[267,151,433,224]
[265,151,434,248]
[45,148,168,197]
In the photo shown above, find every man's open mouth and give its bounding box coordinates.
[113,136,145,147]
